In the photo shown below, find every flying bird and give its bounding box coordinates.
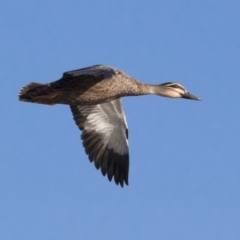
[19,64,201,187]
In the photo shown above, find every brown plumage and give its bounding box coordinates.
[19,65,147,106]
[19,64,200,187]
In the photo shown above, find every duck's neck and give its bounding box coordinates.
[123,80,170,98]
[137,83,170,98]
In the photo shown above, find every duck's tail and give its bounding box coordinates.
[18,82,58,105]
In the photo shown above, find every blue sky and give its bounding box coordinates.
[1,1,240,239]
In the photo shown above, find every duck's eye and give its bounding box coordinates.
[170,84,179,88]
[168,84,185,91]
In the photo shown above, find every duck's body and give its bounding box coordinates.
[19,64,200,187]
[19,65,149,106]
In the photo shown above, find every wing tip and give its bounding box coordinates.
[100,151,129,188]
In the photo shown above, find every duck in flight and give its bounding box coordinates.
[19,64,201,187]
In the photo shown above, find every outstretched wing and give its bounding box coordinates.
[70,99,129,187]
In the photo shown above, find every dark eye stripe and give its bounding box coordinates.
[165,83,185,90]
[159,82,186,92]
[170,84,185,90]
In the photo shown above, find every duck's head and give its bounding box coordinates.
[158,82,201,101]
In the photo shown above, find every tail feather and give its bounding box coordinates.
[19,82,57,105]
[19,82,44,100]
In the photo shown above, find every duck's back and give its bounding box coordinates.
[53,65,141,105]
[19,65,142,106]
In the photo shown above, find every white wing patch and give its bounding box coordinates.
[70,99,129,187]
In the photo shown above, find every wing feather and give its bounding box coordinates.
[70,99,129,187]
[63,65,117,79]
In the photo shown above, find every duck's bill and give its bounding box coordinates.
[182,92,201,101]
